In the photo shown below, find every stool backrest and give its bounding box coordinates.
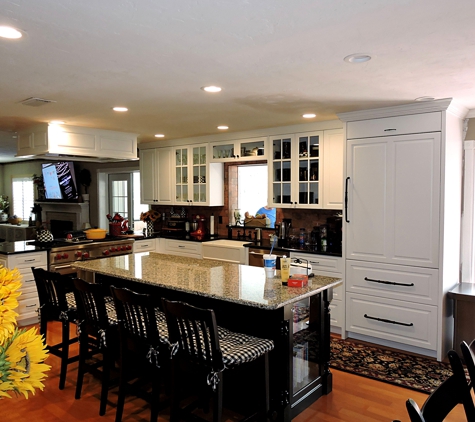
[31,267,74,319]
[161,298,224,373]
[110,286,159,351]
[406,349,475,422]
[73,278,111,336]
[461,339,475,389]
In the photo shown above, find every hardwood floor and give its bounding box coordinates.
[1,322,465,422]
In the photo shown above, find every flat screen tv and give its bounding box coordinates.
[41,161,79,201]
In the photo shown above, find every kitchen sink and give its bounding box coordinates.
[202,239,250,263]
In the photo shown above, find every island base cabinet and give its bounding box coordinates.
[346,292,438,352]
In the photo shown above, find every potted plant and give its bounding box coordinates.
[0,195,9,221]
[78,168,91,202]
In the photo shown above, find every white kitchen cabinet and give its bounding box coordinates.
[202,240,249,264]
[339,98,467,360]
[346,132,441,268]
[290,251,343,331]
[133,238,156,253]
[322,129,344,209]
[269,131,323,209]
[268,129,343,210]
[173,144,224,206]
[161,239,202,259]
[0,250,48,326]
[139,147,173,205]
[210,137,267,162]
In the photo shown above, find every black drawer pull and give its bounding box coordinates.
[364,313,414,327]
[364,277,414,287]
[383,128,397,132]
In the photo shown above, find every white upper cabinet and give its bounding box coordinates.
[268,129,343,209]
[173,144,224,206]
[346,131,441,267]
[140,147,173,205]
[210,137,267,162]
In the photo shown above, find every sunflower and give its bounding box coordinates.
[0,266,22,344]
[0,327,50,399]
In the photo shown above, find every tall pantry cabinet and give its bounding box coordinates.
[338,99,468,361]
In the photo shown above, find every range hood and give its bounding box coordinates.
[16,123,138,162]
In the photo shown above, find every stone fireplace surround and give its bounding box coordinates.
[39,202,90,233]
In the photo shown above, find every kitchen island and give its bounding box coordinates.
[73,252,342,421]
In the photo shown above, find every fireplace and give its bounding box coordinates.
[40,202,90,233]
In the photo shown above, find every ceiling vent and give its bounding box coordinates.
[20,97,56,107]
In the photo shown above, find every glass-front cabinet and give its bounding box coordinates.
[174,144,224,206]
[210,137,266,162]
[269,131,322,208]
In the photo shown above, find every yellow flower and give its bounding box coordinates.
[0,327,50,399]
[0,266,22,344]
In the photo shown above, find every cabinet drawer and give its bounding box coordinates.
[9,252,47,268]
[163,239,202,258]
[17,297,40,316]
[133,239,156,253]
[347,112,441,139]
[290,252,343,276]
[346,260,438,305]
[346,293,437,350]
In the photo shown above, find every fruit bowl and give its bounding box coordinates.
[8,217,22,225]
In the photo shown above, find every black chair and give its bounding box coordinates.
[461,339,475,388]
[110,286,169,422]
[404,349,475,422]
[32,267,79,390]
[161,298,274,422]
[73,278,119,416]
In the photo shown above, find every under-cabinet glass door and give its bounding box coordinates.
[292,298,320,394]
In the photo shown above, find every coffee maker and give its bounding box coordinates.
[277,218,292,247]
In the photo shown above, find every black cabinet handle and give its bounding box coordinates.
[384,128,397,132]
[364,314,413,327]
[364,277,414,287]
[345,177,350,223]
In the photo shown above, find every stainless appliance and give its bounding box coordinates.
[29,238,135,276]
[248,246,290,269]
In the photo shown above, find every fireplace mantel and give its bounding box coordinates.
[38,202,90,231]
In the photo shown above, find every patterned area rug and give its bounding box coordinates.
[330,337,452,394]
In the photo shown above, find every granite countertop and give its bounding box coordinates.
[73,252,341,310]
[243,239,342,257]
[0,240,50,255]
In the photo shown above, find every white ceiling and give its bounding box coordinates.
[1,0,475,163]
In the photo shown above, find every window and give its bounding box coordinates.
[12,177,34,221]
[108,171,148,231]
[237,164,275,227]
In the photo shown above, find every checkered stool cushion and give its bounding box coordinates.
[218,328,274,368]
[65,291,77,310]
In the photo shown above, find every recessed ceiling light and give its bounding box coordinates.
[344,53,372,63]
[154,134,165,138]
[415,96,435,102]
[50,120,65,125]
[113,106,128,112]
[217,126,228,130]
[303,113,316,119]
[0,26,22,39]
[202,86,222,93]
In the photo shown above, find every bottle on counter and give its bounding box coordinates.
[280,255,290,283]
[299,228,306,245]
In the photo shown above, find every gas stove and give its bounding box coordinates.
[27,237,135,275]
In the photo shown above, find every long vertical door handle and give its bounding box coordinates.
[345,177,350,223]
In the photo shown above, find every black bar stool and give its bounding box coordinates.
[73,278,119,416]
[31,267,79,390]
[161,298,274,422]
[403,349,475,422]
[110,286,169,422]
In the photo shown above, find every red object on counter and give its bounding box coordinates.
[287,274,308,288]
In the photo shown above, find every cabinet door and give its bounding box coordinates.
[140,148,173,204]
[156,148,173,204]
[346,132,440,267]
[294,132,323,208]
[269,135,293,208]
[322,129,343,209]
